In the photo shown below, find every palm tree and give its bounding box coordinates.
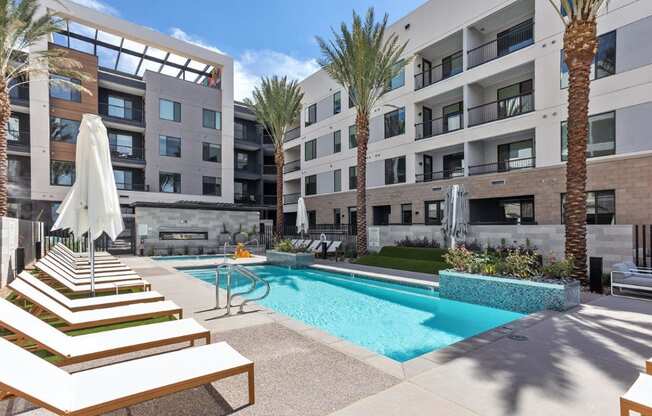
[316,8,408,256]
[550,0,609,280]
[245,76,303,238]
[0,0,91,216]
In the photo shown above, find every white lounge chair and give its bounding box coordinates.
[305,241,321,251]
[620,372,652,416]
[290,239,299,247]
[50,246,123,267]
[34,260,148,294]
[311,241,330,253]
[46,250,129,272]
[611,269,652,297]
[18,272,163,311]
[37,258,141,284]
[55,242,113,258]
[9,279,181,330]
[39,256,137,279]
[327,241,342,253]
[0,337,254,415]
[0,297,209,365]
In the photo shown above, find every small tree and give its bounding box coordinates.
[316,8,408,256]
[0,0,91,216]
[549,0,609,280]
[245,76,303,238]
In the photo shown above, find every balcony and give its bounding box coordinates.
[263,195,277,205]
[234,193,260,205]
[467,92,533,127]
[263,165,277,175]
[110,143,144,162]
[115,182,148,191]
[283,159,301,174]
[467,20,534,69]
[414,51,462,90]
[9,82,29,105]
[468,157,535,176]
[284,127,301,143]
[7,175,30,198]
[7,130,30,149]
[99,102,144,125]
[415,168,465,183]
[415,113,463,140]
[284,192,300,205]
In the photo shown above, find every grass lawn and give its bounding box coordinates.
[354,246,448,275]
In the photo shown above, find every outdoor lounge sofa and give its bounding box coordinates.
[0,336,254,415]
[611,264,652,297]
[9,279,181,330]
[18,272,163,311]
[0,297,209,365]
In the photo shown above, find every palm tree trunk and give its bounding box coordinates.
[564,20,598,281]
[0,78,10,218]
[355,113,369,257]
[274,149,285,239]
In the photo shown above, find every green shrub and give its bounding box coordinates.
[274,240,295,253]
[542,256,573,279]
[502,251,539,279]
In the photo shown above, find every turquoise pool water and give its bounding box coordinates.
[152,255,227,261]
[182,265,524,362]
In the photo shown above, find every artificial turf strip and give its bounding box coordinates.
[376,246,446,262]
[66,315,175,336]
[354,254,447,275]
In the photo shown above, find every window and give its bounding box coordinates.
[333,130,341,153]
[50,160,75,186]
[113,168,134,190]
[349,166,357,190]
[202,109,222,129]
[386,63,405,91]
[496,79,533,118]
[159,99,181,122]
[425,201,443,225]
[202,176,221,196]
[308,210,317,227]
[333,91,341,114]
[334,169,341,192]
[305,139,317,161]
[334,208,341,226]
[373,205,391,226]
[305,175,317,195]
[348,125,357,149]
[561,30,616,88]
[234,120,246,140]
[470,196,535,224]
[401,203,412,225]
[236,152,250,170]
[50,75,81,102]
[108,132,137,158]
[384,107,405,138]
[561,190,615,225]
[50,117,80,143]
[159,172,181,193]
[561,111,615,160]
[7,115,21,142]
[107,95,133,119]
[384,156,406,185]
[159,135,181,157]
[497,139,534,170]
[348,91,355,108]
[305,103,317,126]
[160,231,207,240]
[202,142,221,163]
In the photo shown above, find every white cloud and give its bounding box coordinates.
[69,0,119,16]
[170,28,319,101]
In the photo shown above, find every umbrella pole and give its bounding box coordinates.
[89,237,96,296]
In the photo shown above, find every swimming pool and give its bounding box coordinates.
[182,265,525,362]
[152,255,227,261]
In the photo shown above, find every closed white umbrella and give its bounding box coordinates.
[441,184,468,248]
[296,197,309,238]
[51,114,124,295]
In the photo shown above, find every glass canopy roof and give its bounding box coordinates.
[51,19,220,88]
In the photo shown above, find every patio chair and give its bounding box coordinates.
[620,372,652,416]
[0,336,254,415]
[9,279,181,331]
[53,243,115,261]
[46,250,130,273]
[311,241,331,253]
[36,258,142,285]
[34,261,149,295]
[17,272,163,311]
[305,241,321,251]
[51,244,121,265]
[291,239,299,247]
[611,269,652,297]
[39,256,138,279]
[327,241,342,254]
[0,297,209,366]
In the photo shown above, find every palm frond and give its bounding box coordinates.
[549,0,609,25]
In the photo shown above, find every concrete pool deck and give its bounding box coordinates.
[4,256,652,415]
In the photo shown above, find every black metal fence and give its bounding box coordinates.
[43,231,110,254]
[414,51,463,90]
[634,224,652,267]
[415,113,463,140]
[468,157,535,176]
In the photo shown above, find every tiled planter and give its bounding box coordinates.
[439,270,580,313]
[266,250,314,267]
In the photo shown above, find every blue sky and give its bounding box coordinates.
[72,0,425,100]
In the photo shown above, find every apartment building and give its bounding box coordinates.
[5,0,266,251]
[282,0,652,233]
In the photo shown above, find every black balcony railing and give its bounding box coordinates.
[283,159,301,173]
[284,127,301,142]
[468,157,535,176]
[414,51,463,90]
[115,182,148,191]
[99,102,144,123]
[110,143,144,161]
[468,20,534,69]
[415,168,465,183]
[263,164,277,175]
[7,130,30,147]
[415,113,463,140]
[283,192,300,205]
[235,132,259,143]
[234,193,259,204]
[467,92,534,127]
[263,195,277,205]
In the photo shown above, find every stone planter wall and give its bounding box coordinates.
[439,270,580,313]
[266,250,314,267]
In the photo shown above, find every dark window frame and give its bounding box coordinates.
[561,190,615,225]
[348,125,357,149]
[349,165,357,190]
[333,130,341,153]
[305,139,317,161]
[401,203,412,225]
[384,156,406,185]
[561,110,615,161]
[384,107,406,139]
[333,169,341,192]
[333,91,341,114]
[305,174,317,196]
[50,160,75,186]
[49,74,81,102]
[159,171,181,193]
[202,175,221,196]
[305,103,317,126]
[159,98,181,122]
[560,30,617,88]
[425,200,444,225]
[202,108,222,130]
[50,117,81,143]
[202,142,221,163]
[159,135,181,158]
